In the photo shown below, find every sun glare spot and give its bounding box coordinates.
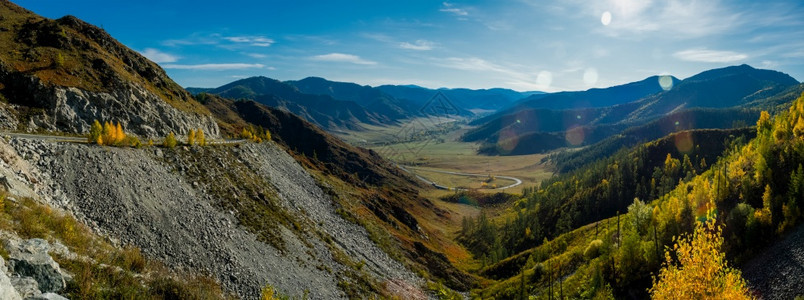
[659,75,674,90]
[565,126,585,146]
[576,115,582,120]
[674,131,694,153]
[583,68,598,86]
[601,11,612,26]
[537,71,553,89]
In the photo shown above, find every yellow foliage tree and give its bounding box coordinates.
[650,218,752,300]
[114,122,126,145]
[101,121,114,145]
[187,129,196,146]
[264,129,271,141]
[755,185,773,226]
[88,120,102,143]
[197,128,206,146]
[756,111,771,134]
[163,132,177,149]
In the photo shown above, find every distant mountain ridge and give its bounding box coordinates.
[464,64,799,156]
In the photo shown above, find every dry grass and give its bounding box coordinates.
[0,192,229,299]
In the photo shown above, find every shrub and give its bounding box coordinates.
[584,239,603,260]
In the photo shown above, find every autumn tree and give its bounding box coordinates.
[163,132,177,149]
[197,128,206,146]
[88,120,102,144]
[187,129,196,146]
[650,218,752,300]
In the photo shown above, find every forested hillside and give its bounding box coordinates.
[461,92,804,299]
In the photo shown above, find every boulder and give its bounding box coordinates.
[0,257,23,300]
[9,277,38,298]
[6,239,66,293]
[27,292,69,300]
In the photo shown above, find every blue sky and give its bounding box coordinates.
[15,0,804,92]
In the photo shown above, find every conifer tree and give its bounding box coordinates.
[187,129,196,146]
[163,132,177,149]
[197,129,206,146]
[88,120,102,143]
[115,122,125,144]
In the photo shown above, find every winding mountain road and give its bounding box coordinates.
[1,131,248,145]
[399,165,523,191]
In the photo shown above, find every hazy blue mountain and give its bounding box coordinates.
[206,76,385,130]
[465,65,799,155]
[377,85,538,111]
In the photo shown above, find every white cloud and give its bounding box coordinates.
[223,36,274,47]
[440,2,468,16]
[673,49,748,63]
[245,53,267,58]
[162,63,266,70]
[399,40,435,51]
[140,48,179,63]
[311,53,377,65]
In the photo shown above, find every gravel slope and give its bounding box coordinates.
[741,223,804,299]
[4,138,422,299]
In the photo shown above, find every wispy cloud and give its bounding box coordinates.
[673,49,748,63]
[162,63,266,70]
[223,36,274,47]
[571,0,742,39]
[140,48,179,63]
[437,57,552,91]
[245,53,267,58]
[311,53,377,65]
[399,40,435,51]
[440,2,468,16]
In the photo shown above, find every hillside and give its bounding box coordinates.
[209,76,389,130]
[0,3,477,299]
[462,92,804,299]
[511,75,680,111]
[287,77,420,121]
[0,0,217,137]
[377,84,534,111]
[466,65,799,156]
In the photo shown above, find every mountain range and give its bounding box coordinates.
[465,64,800,156]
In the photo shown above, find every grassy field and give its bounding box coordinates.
[336,121,554,192]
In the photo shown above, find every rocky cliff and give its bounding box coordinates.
[0,1,219,137]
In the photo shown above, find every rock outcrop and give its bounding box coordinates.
[6,238,66,293]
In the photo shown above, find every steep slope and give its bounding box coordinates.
[467,92,804,299]
[207,76,384,130]
[287,77,419,121]
[0,1,218,137]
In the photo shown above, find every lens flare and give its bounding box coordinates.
[583,68,598,86]
[565,126,585,146]
[659,75,674,90]
[601,11,612,26]
[674,131,693,154]
[537,71,553,89]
